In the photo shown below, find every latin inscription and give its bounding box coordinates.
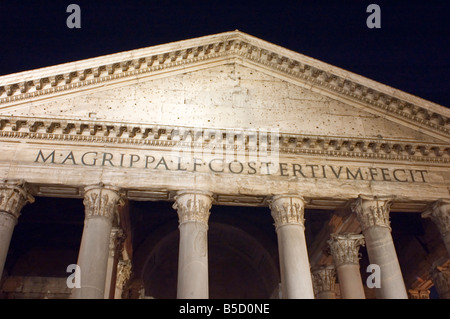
[35,150,428,183]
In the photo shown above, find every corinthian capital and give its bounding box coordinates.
[351,195,393,231]
[172,190,213,225]
[328,233,365,267]
[83,184,124,221]
[116,259,132,290]
[0,180,34,220]
[311,265,336,295]
[269,195,306,229]
[422,199,450,237]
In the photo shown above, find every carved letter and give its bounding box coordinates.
[228,160,244,174]
[61,151,77,165]
[35,150,55,163]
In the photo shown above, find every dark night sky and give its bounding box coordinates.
[0,0,449,107]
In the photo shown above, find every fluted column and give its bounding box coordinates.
[0,180,34,279]
[269,195,314,299]
[351,195,408,299]
[311,265,336,299]
[71,184,124,299]
[328,233,366,299]
[173,190,213,299]
[422,199,450,257]
[104,227,125,299]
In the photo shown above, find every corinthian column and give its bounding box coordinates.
[114,259,132,299]
[0,180,34,279]
[269,195,314,299]
[422,199,450,257]
[311,265,336,299]
[351,195,408,299]
[104,227,125,299]
[71,184,124,299]
[328,233,366,299]
[173,190,213,299]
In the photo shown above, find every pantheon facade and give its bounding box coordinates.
[0,31,448,299]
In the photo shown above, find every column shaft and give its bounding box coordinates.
[71,184,123,299]
[173,190,212,299]
[0,212,18,279]
[328,233,366,299]
[277,224,314,298]
[270,195,314,299]
[352,195,408,299]
[75,218,112,298]
[364,226,407,299]
[0,181,34,279]
[104,254,116,298]
[178,222,209,298]
[337,264,365,299]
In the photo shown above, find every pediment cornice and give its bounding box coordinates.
[0,31,449,141]
[1,115,448,164]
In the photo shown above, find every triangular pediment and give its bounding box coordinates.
[1,63,446,144]
[0,31,448,152]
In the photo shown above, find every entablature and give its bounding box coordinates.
[0,116,449,164]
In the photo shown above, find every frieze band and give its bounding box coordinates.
[34,149,429,183]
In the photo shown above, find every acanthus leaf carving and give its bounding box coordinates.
[311,265,336,295]
[328,232,365,266]
[351,195,393,231]
[0,180,34,220]
[116,259,132,290]
[173,190,213,225]
[269,195,306,229]
[83,184,124,221]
